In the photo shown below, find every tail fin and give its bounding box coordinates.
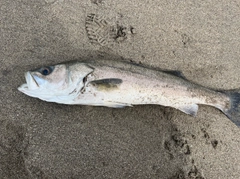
[224,90,240,127]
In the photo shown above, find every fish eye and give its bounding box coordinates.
[39,66,54,76]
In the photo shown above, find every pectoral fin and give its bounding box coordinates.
[90,78,122,91]
[177,104,199,116]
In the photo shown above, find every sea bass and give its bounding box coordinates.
[18,59,240,127]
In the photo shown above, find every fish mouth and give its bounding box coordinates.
[18,72,39,92]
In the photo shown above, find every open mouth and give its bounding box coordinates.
[18,72,39,92]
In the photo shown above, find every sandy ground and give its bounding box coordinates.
[1,0,240,178]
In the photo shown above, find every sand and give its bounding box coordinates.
[0,0,240,178]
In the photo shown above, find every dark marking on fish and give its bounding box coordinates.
[90,78,122,91]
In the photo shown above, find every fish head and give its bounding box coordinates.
[18,62,94,103]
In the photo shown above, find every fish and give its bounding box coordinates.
[18,58,240,127]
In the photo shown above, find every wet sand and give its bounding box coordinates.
[1,0,240,178]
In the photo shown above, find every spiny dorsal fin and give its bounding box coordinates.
[163,70,186,79]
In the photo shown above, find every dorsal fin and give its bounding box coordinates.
[163,70,186,79]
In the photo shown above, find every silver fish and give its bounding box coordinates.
[18,59,240,127]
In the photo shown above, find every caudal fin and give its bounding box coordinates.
[224,90,240,127]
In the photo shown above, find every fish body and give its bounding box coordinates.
[18,59,240,127]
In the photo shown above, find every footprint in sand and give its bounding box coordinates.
[85,13,135,46]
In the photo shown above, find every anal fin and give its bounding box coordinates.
[177,104,199,116]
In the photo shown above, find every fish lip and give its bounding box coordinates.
[25,71,39,88]
[17,83,28,92]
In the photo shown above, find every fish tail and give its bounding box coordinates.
[223,90,240,126]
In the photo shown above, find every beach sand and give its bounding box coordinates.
[0,0,240,178]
